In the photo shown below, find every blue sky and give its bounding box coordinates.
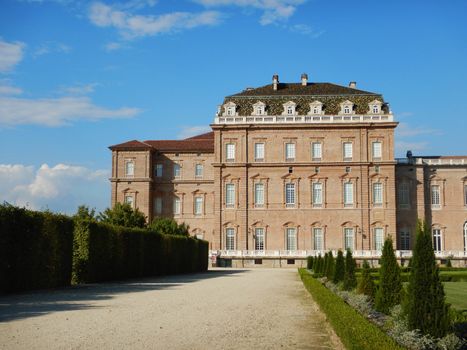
[1,0,466,214]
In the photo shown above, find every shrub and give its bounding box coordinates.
[148,217,189,236]
[405,220,450,338]
[333,250,345,284]
[325,251,335,280]
[0,204,74,293]
[343,249,357,291]
[375,238,402,314]
[357,260,376,300]
[307,256,314,270]
[98,202,146,228]
[299,269,404,350]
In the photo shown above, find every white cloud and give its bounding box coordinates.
[194,0,306,25]
[0,96,141,127]
[104,42,125,51]
[395,141,428,155]
[33,41,71,58]
[0,163,109,214]
[60,82,99,95]
[178,125,212,139]
[289,24,324,37]
[0,38,25,72]
[396,122,442,137]
[89,2,222,39]
[0,82,23,95]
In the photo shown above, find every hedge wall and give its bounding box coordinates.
[72,220,208,284]
[0,205,74,293]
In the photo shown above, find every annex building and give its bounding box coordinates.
[109,74,467,267]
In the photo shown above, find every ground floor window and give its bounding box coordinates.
[432,228,442,252]
[286,228,297,250]
[400,229,410,250]
[463,222,467,253]
[344,228,354,251]
[313,227,323,250]
[226,228,235,250]
[255,228,265,250]
[374,227,384,251]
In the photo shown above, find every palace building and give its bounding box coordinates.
[109,74,467,267]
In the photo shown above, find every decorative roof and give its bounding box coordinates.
[109,132,214,153]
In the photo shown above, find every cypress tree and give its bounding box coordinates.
[322,252,329,277]
[307,256,314,270]
[333,250,345,284]
[375,237,402,314]
[343,249,357,290]
[405,221,450,338]
[326,251,335,279]
[314,254,322,275]
[357,260,376,299]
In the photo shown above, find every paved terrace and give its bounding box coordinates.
[0,269,343,350]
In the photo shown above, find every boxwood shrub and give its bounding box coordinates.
[0,205,74,293]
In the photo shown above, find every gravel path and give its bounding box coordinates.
[0,268,343,350]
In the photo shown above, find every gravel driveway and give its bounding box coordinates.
[0,268,343,350]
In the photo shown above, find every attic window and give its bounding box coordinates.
[372,105,380,113]
[344,106,351,114]
[287,106,294,115]
[253,102,267,116]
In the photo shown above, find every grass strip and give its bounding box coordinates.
[299,268,405,350]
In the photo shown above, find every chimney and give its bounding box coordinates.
[272,74,279,91]
[301,73,308,86]
[349,81,357,88]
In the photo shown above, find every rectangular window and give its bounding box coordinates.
[124,195,134,207]
[400,229,410,250]
[343,142,353,161]
[286,228,297,250]
[154,197,162,215]
[432,229,442,252]
[398,183,410,208]
[344,182,353,207]
[285,143,295,161]
[226,228,235,250]
[344,228,354,251]
[254,183,264,207]
[372,141,382,159]
[313,228,323,250]
[194,197,203,215]
[255,228,265,250]
[173,163,181,178]
[254,143,265,161]
[173,197,181,215]
[226,143,235,162]
[195,163,203,178]
[125,161,134,177]
[431,185,440,207]
[312,182,323,207]
[312,142,322,161]
[373,183,383,206]
[465,185,467,206]
[155,164,163,177]
[285,183,296,207]
[374,228,384,250]
[225,183,235,208]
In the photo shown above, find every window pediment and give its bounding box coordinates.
[282,101,297,116]
[223,101,237,116]
[252,101,267,116]
[339,100,354,115]
[368,99,383,114]
[309,101,324,115]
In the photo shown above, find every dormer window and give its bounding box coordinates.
[309,101,323,115]
[252,101,267,116]
[282,101,297,116]
[223,102,237,116]
[339,100,354,115]
[368,100,383,114]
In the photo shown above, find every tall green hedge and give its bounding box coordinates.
[72,219,208,284]
[0,205,74,293]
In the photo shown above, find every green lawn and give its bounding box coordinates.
[444,282,467,311]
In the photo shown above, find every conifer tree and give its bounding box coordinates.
[333,250,345,284]
[322,252,329,277]
[307,256,314,270]
[325,251,335,279]
[357,260,375,299]
[343,249,357,290]
[405,221,450,338]
[375,237,402,314]
[314,255,322,275]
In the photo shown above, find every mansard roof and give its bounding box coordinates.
[109,132,214,153]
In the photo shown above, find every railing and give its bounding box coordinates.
[211,250,467,259]
[214,114,394,125]
[396,158,466,166]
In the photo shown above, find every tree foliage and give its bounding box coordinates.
[357,260,376,299]
[325,251,335,279]
[98,203,146,228]
[74,205,97,221]
[405,220,450,338]
[375,237,402,314]
[343,249,357,291]
[333,250,345,284]
[148,217,189,236]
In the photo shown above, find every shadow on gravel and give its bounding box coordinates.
[0,269,247,323]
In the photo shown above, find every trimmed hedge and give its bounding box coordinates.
[0,205,74,293]
[299,269,405,350]
[72,220,208,284]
